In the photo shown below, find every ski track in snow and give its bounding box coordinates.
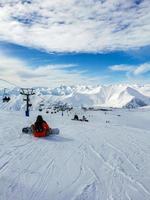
[0,109,150,200]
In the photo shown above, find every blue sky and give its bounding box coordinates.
[0,0,150,87]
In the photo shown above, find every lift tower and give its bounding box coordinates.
[20,88,35,117]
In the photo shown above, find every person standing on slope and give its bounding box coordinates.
[31,115,51,137]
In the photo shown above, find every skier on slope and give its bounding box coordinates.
[31,115,52,137]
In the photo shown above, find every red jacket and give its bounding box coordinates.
[33,122,50,137]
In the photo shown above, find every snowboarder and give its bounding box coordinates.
[31,115,52,137]
[80,115,89,122]
[73,114,79,120]
[82,115,86,121]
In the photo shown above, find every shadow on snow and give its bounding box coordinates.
[43,135,74,143]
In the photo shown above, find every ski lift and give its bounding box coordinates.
[2,88,11,103]
[39,101,44,107]
[39,107,42,112]
[3,96,10,103]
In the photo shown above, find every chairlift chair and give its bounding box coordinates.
[2,88,11,103]
[3,96,10,103]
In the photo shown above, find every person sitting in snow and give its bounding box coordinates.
[31,115,51,137]
[73,114,79,120]
[81,115,89,122]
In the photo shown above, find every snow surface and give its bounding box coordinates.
[0,108,150,200]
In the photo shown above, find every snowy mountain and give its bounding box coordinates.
[1,84,150,111]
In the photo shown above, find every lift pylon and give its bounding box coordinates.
[20,88,35,117]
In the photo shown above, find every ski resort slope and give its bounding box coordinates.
[0,109,150,200]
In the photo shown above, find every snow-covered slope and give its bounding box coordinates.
[0,109,150,200]
[1,84,150,110]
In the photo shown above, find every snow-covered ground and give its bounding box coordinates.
[0,108,150,200]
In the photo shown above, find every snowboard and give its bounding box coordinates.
[71,119,89,122]
[22,127,60,135]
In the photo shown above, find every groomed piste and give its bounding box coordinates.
[0,108,150,200]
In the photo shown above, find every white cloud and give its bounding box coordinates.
[109,62,150,76]
[133,63,150,75]
[109,65,132,72]
[0,52,101,87]
[0,0,149,52]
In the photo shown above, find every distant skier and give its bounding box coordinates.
[72,114,79,121]
[31,115,52,137]
[71,114,89,122]
[82,116,86,121]
[81,115,89,122]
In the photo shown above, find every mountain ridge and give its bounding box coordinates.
[1,84,150,110]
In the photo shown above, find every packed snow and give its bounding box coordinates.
[0,108,150,200]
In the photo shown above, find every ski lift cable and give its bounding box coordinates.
[0,78,49,103]
[0,78,20,88]
[0,79,36,95]
[39,96,45,101]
